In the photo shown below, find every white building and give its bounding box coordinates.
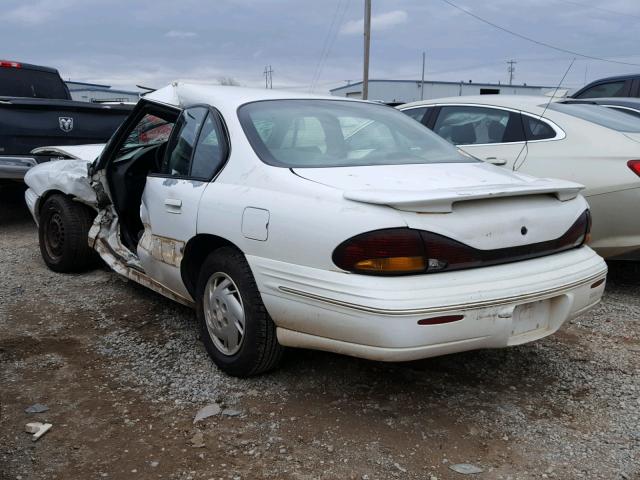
[65,81,141,103]
[330,79,554,104]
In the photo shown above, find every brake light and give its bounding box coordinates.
[332,229,427,274]
[628,160,640,178]
[333,211,590,276]
[0,60,21,68]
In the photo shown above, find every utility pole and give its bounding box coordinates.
[507,59,517,85]
[362,0,371,100]
[263,65,273,89]
[420,51,426,100]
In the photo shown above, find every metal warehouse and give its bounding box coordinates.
[330,79,554,104]
[65,81,141,103]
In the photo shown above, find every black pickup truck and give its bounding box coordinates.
[0,60,134,180]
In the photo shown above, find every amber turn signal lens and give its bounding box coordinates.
[354,256,426,273]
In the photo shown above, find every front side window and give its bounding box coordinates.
[238,100,472,168]
[190,112,227,179]
[433,106,525,145]
[113,113,175,164]
[162,107,208,176]
[575,80,626,99]
[549,103,640,133]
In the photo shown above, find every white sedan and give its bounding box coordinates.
[399,96,640,259]
[24,84,606,376]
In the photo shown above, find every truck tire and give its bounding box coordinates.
[39,194,98,272]
[196,247,284,377]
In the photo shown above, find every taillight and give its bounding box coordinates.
[332,228,427,274]
[628,160,640,178]
[0,60,21,68]
[333,211,590,276]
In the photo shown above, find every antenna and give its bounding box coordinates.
[513,57,576,171]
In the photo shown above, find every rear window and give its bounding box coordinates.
[238,100,472,168]
[0,67,69,99]
[549,103,640,133]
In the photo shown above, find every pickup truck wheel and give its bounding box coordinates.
[39,194,98,272]
[196,247,284,377]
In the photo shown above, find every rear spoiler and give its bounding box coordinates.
[344,178,583,213]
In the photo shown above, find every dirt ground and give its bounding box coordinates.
[1,183,638,480]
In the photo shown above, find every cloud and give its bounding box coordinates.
[6,0,77,26]
[340,10,408,35]
[165,30,197,38]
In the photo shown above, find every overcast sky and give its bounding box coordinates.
[2,0,639,93]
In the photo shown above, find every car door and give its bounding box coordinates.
[138,106,229,299]
[431,105,528,168]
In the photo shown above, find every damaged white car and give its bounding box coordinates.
[25,83,607,377]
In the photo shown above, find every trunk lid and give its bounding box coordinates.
[293,162,587,250]
[293,162,582,213]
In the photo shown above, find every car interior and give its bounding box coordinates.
[106,107,179,252]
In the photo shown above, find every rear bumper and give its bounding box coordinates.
[248,247,607,361]
[0,156,37,179]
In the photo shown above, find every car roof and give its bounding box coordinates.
[400,95,553,112]
[145,82,359,110]
[563,97,640,108]
[578,73,639,86]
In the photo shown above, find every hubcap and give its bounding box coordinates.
[203,272,245,356]
[44,211,65,259]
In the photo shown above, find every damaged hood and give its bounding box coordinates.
[293,162,583,213]
[31,144,106,162]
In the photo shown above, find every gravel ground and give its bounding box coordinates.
[1,183,638,480]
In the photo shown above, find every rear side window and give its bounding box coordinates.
[190,112,228,179]
[162,107,208,176]
[0,67,69,99]
[401,107,429,123]
[433,106,525,145]
[575,80,626,99]
[523,115,557,141]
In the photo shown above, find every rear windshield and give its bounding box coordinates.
[549,103,640,133]
[0,67,69,99]
[238,100,473,168]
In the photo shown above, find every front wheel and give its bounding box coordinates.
[38,194,98,272]
[196,247,284,377]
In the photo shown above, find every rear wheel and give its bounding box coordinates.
[196,247,284,377]
[38,194,98,272]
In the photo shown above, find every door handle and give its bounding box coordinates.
[164,198,182,213]
[485,157,507,166]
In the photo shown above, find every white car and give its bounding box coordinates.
[24,83,606,376]
[399,96,640,258]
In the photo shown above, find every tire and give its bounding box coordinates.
[38,194,98,272]
[196,247,284,377]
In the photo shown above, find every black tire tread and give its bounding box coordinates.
[39,194,98,272]
[196,247,283,376]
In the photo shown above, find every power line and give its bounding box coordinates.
[554,0,640,20]
[310,0,343,92]
[439,0,640,67]
[310,0,349,92]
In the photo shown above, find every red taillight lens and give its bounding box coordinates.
[332,228,426,274]
[628,160,640,178]
[0,60,21,68]
[333,211,590,276]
